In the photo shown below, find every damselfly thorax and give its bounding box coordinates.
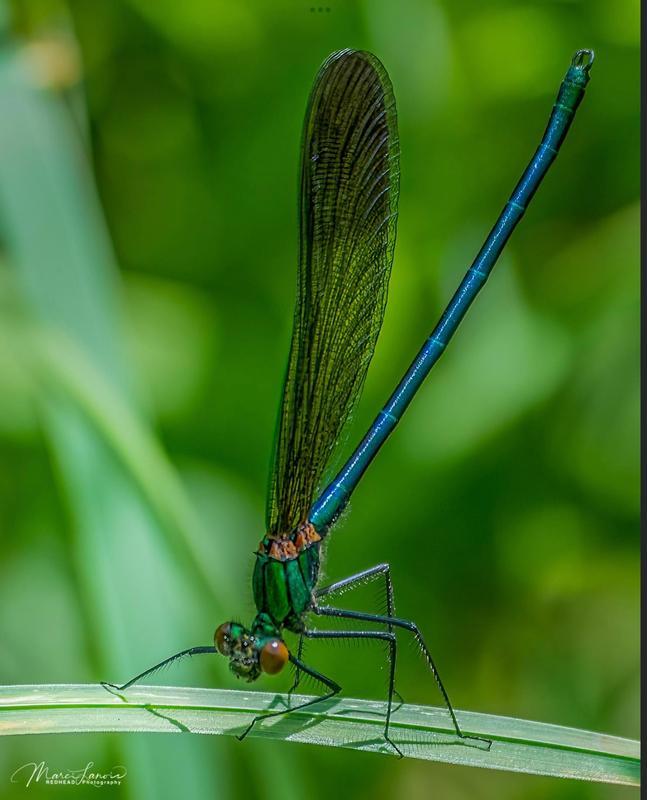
[253,521,322,632]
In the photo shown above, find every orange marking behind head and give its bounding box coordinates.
[258,521,322,562]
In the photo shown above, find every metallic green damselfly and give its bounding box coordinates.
[104,48,594,756]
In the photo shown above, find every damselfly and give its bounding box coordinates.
[104,48,594,756]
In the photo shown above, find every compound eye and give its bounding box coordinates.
[214,623,232,655]
[260,639,289,675]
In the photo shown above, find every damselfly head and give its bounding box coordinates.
[214,622,288,682]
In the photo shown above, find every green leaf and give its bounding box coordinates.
[0,685,639,785]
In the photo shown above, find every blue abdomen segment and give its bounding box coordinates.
[310,52,592,532]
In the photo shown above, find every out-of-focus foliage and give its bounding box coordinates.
[0,0,638,799]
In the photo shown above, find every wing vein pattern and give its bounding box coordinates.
[266,49,400,535]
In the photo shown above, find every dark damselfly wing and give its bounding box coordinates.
[266,50,400,535]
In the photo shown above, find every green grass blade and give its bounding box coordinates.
[0,685,638,785]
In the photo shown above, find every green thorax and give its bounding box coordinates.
[252,523,321,633]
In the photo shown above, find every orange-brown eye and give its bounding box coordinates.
[260,639,288,675]
[214,623,232,655]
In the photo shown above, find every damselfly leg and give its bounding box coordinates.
[316,563,405,710]
[236,655,340,741]
[101,646,217,692]
[312,570,492,750]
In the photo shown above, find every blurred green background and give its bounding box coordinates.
[0,0,638,798]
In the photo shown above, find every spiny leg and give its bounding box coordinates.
[287,634,305,704]
[236,654,340,742]
[313,605,491,750]
[304,627,402,757]
[316,564,404,709]
[316,562,395,616]
[101,646,217,692]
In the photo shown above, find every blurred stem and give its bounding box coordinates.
[30,326,224,605]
